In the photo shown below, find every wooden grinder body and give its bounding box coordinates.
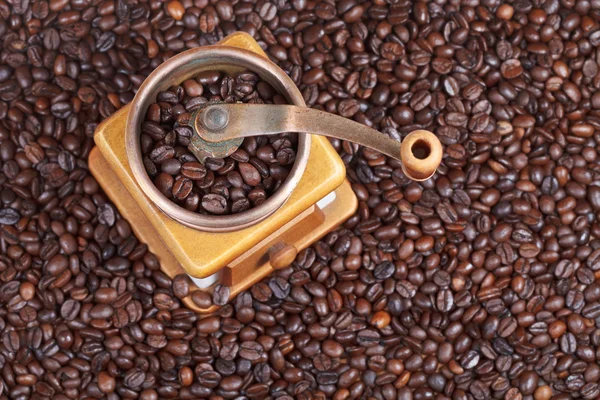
[90,33,358,312]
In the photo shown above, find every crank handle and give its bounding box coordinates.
[192,103,443,181]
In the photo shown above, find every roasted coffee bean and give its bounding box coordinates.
[181,162,206,180]
[212,284,230,306]
[239,341,264,361]
[172,274,190,299]
[201,193,227,214]
[149,145,175,163]
[60,299,80,320]
[0,208,20,225]
[191,290,213,309]
[172,176,193,200]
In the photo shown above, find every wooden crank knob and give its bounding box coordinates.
[269,242,298,270]
[400,130,443,181]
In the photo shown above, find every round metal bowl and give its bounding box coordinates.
[125,46,311,232]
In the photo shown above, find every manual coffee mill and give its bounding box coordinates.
[90,32,443,313]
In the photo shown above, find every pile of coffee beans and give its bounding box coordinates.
[1,0,600,399]
[141,71,298,215]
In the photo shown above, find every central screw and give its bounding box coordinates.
[202,106,229,131]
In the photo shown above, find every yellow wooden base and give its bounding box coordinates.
[90,147,356,312]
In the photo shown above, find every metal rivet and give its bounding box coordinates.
[202,106,229,131]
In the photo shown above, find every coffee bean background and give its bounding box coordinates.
[0,0,600,399]
[141,71,298,215]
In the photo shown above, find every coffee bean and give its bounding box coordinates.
[97,371,116,394]
[201,193,227,214]
[0,208,20,225]
[161,158,181,175]
[396,281,416,298]
[237,162,260,186]
[181,162,206,180]
[436,289,453,312]
[212,284,230,306]
[239,341,264,361]
[461,350,480,369]
[172,274,190,298]
[60,299,80,320]
[3,331,20,352]
[583,302,600,319]
[172,176,192,200]
[588,249,600,271]
[581,383,600,399]
[498,317,518,338]
[95,288,117,304]
[373,261,394,280]
[97,204,116,226]
[123,369,146,389]
[560,332,577,354]
[149,145,175,163]
[269,277,290,299]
